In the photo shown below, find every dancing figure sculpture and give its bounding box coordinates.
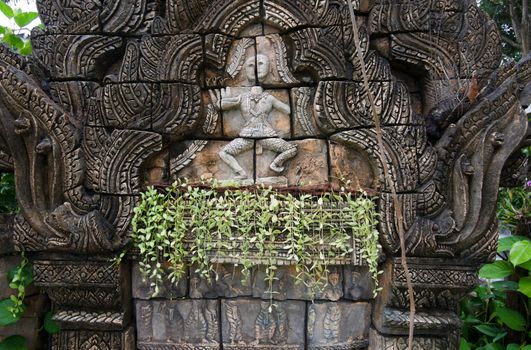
[211,53,297,179]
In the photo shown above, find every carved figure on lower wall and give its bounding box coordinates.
[165,306,184,343]
[139,304,153,342]
[225,300,244,345]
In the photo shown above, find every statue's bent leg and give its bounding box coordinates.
[259,138,297,173]
[219,138,254,179]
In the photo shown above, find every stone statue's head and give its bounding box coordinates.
[245,53,270,82]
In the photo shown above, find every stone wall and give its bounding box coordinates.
[0,0,529,349]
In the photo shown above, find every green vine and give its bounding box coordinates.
[131,181,381,298]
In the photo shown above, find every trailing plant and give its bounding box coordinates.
[459,183,531,350]
[0,253,60,349]
[131,180,381,299]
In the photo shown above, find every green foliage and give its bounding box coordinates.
[131,181,381,299]
[0,173,17,213]
[0,253,60,349]
[479,0,524,60]
[0,253,32,327]
[0,335,27,350]
[460,185,531,349]
[43,311,60,334]
[0,0,38,55]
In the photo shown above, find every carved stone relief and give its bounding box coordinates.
[0,0,528,349]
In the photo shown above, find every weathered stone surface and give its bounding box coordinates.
[172,140,254,183]
[253,266,345,301]
[136,299,220,348]
[307,301,371,349]
[252,266,308,301]
[291,87,320,138]
[222,89,291,139]
[221,299,305,349]
[256,139,329,186]
[51,327,135,350]
[343,266,375,301]
[132,261,187,300]
[329,140,377,190]
[190,264,252,298]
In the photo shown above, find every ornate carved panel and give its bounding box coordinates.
[0,0,528,349]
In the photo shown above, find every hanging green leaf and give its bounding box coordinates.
[13,12,39,28]
[0,1,14,19]
[0,299,22,326]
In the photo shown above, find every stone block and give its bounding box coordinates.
[252,266,308,301]
[190,264,252,298]
[136,299,220,348]
[307,301,371,349]
[222,89,291,139]
[96,82,153,130]
[252,266,345,301]
[221,299,305,349]
[256,35,299,87]
[132,261,187,300]
[343,266,375,300]
[143,150,169,187]
[291,87,321,138]
[171,140,254,183]
[329,140,377,190]
[256,139,329,186]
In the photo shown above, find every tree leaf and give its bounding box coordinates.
[18,41,32,56]
[491,280,518,291]
[519,259,531,271]
[13,12,39,27]
[459,338,471,350]
[518,276,531,297]
[0,335,28,350]
[497,236,528,252]
[0,1,14,19]
[509,240,531,266]
[506,344,519,350]
[484,344,503,350]
[479,261,514,279]
[3,33,24,49]
[474,324,504,337]
[0,299,22,326]
[495,306,526,331]
[43,311,60,334]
